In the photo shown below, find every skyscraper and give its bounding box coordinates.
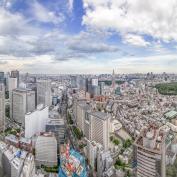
[0,84,5,132]
[87,112,111,150]
[12,88,35,126]
[112,69,115,91]
[37,80,52,107]
[134,124,168,177]
[0,72,5,84]
[11,70,19,87]
[8,77,17,119]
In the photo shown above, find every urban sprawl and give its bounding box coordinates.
[0,71,177,177]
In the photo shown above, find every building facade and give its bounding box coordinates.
[37,80,52,107]
[12,88,35,126]
[134,125,169,177]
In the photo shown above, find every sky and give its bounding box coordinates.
[0,0,177,74]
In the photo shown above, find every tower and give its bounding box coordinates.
[112,69,115,91]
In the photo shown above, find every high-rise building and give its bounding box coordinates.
[97,150,113,177]
[134,125,169,177]
[25,105,48,138]
[87,112,111,150]
[76,101,90,132]
[37,80,52,107]
[8,77,17,119]
[0,72,5,84]
[12,88,35,126]
[92,78,98,86]
[11,70,19,87]
[86,140,103,170]
[35,134,57,167]
[112,69,115,91]
[0,84,5,132]
[70,75,77,88]
[46,118,65,147]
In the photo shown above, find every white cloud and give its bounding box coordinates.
[83,0,177,42]
[123,34,150,47]
[68,0,74,12]
[31,1,64,24]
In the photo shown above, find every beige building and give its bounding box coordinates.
[35,134,57,167]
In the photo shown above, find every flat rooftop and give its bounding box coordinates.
[164,110,177,119]
[90,111,110,120]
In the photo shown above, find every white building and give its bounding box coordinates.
[12,88,35,126]
[20,154,35,177]
[8,77,17,93]
[35,134,57,167]
[86,140,103,170]
[25,105,48,138]
[92,78,98,86]
[2,146,27,177]
[37,80,52,107]
[97,150,113,177]
[0,84,5,132]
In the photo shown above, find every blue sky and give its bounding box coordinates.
[0,0,177,74]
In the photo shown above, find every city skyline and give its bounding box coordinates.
[0,0,177,74]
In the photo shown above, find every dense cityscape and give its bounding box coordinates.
[0,71,177,177]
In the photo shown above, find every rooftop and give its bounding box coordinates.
[164,110,177,119]
[90,111,110,120]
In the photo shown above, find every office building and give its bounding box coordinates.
[25,105,48,138]
[97,150,113,177]
[134,125,169,177]
[86,140,103,170]
[37,80,52,107]
[0,84,5,132]
[35,134,57,167]
[112,69,115,91]
[92,78,98,86]
[8,77,18,119]
[19,153,35,177]
[12,88,35,126]
[2,146,27,177]
[0,72,5,84]
[8,77,17,92]
[11,70,19,87]
[70,75,77,88]
[46,118,65,147]
[76,101,90,132]
[87,112,111,150]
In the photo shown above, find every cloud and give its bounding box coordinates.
[123,34,150,47]
[68,0,74,12]
[0,8,28,35]
[31,1,64,24]
[68,42,118,53]
[83,0,177,42]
